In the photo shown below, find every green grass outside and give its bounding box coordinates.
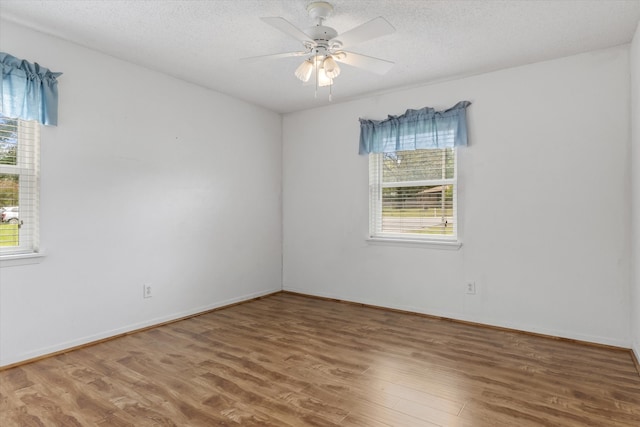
[0,223,19,246]
[382,207,455,235]
[382,207,454,218]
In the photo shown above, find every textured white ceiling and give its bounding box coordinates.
[1,0,639,113]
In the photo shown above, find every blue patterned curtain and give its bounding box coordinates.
[359,101,471,155]
[0,52,62,126]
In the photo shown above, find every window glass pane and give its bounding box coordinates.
[383,148,454,182]
[0,173,19,247]
[381,184,454,235]
[0,117,18,166]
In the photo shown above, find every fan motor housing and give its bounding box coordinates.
[305,25,338,43]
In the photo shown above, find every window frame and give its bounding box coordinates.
[0,116,40,257]
[368,148,460,247]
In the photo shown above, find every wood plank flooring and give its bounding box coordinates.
[1,292,639,426]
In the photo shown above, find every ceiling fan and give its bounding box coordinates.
[243,1,396,98]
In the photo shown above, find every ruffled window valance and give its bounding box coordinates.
[359,101,471,154]
[0,52,62,126]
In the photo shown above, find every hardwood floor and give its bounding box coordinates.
[1,292,639,426]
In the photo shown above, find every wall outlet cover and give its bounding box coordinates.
[466,282,476,295]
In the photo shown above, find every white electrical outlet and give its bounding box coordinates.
[143,284,153,298]
[466,282,476,295]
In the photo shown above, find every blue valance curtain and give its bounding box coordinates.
[0,52,62,126]
[359,101,471,155]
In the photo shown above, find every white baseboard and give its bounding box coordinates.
[1,287,280,368]
[283,286,631,349]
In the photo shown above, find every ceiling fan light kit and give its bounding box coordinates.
[246,1,395,100]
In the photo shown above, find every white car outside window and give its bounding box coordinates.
[1,206,19,224]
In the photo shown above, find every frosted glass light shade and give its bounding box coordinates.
[317,68,333,87]
[323,55,341,79]
[295,59,313,82]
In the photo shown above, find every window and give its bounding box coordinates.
[0,115,40,255]
[369,148,457,241]
[360,101,470,244]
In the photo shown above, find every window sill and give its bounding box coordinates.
[366,237,462,250]
[0,251,46,268]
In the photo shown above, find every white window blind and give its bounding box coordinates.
[0,115,40,254]
[369,148,457,240]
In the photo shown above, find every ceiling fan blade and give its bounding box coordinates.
[240,51,309,63]
[333,51,394,75]
[261,17,313,44]
[331,17,395,48]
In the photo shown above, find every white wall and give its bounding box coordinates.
[0,21,283,366]
[283,46,632,347]
[631,21,640,361]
